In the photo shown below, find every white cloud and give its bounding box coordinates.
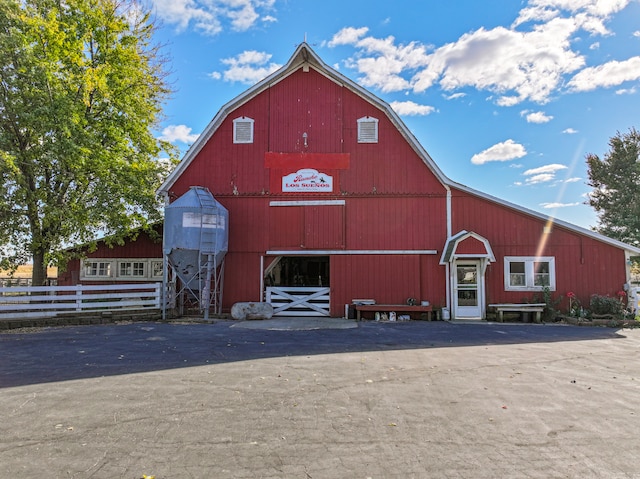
[328,1,634,105]
[524,163,567,175]
[563,127,578,134]
[567,56,640,91]
[159,124,200,144]
[390,101,435,116]
[151,0,220,35]
[523,163,568,184]
[513,0,631,35]
[226,2,259,31]
[540,202,581,208]
[471,139,527,165]
[521,110,554,123]
[150,0,275,36]
[445,92,466,100]
[616,86,637,95]
[339,33,431,93]
[564,177,582,183]
[526,173,556,184]
[415,21,585,105]
[331,21,585,104]
[634,31,640,38]
[328,27,369,47]
[214,50,282,84]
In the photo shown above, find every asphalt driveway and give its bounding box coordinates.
[1,319,639,478]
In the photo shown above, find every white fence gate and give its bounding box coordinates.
[0,283,161,320]
[266,286,330,317]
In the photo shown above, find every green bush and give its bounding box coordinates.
[589,294,624,316]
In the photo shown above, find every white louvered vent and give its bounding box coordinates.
[357,116,378,143]
[233,117,254,144]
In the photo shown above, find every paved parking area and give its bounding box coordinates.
[1,319,639,478]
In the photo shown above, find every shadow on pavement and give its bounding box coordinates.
[0,319,627,388]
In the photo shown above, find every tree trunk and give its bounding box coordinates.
[31,249,47,286]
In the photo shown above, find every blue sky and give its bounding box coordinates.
[147,0,640,231]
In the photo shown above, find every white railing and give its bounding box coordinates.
[266,286,330,316]
[0,283,162,320]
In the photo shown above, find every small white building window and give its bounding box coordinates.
[357,116,378,143]
[118,261,146,278]
[504,256,556,291]
[84,261,112,278]
[151,260,164,279]
[233,116,254,144]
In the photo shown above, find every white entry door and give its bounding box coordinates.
[453,261,483,319]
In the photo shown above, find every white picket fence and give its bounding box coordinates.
[0,283,162,320]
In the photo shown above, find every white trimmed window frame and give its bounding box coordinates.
[233,116,254,144]
[83,261,112,279]
[81,258,162,281]
[357,116,378,143]
[504,256,556,291]
[151,260,164,280]
[118,260,146,279]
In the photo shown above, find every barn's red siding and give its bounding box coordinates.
[331,254,446,316]
[451,187,627,308]
[163,65,451,315]
[168,68,446,200]
[456,236,489,255]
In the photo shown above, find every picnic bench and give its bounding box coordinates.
[354,304,433,321]
[489,303,546,323]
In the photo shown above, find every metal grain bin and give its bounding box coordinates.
[163,186,229,287]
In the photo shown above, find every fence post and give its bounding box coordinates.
[76,285,83,312]
[154,283,161,309]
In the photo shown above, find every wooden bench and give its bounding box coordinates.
[354,304,433,321]
[489,303,546,323]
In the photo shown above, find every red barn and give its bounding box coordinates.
[68,43,640,319]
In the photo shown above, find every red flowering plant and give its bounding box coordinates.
[566,291,581,317]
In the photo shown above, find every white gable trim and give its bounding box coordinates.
[440,230,496,265]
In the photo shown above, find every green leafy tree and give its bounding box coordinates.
[0,0,175,285]
[586,128,640,247]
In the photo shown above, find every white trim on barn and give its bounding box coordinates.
[270,200,346,206]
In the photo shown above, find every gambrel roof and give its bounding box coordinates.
[158,43,640,257]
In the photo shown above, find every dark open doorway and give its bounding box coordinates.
[265,256,330,287]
